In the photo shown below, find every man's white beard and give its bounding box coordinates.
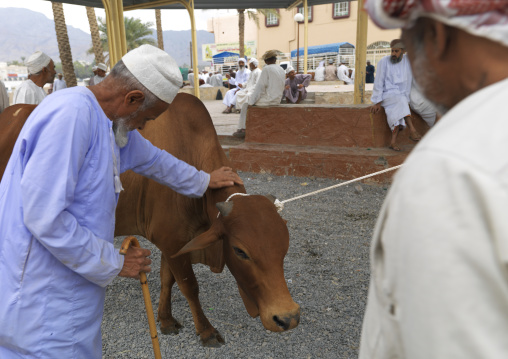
[113,117,130,148]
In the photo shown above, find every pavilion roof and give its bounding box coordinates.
[46,0,345,10]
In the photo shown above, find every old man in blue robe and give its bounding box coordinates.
[0,44,242,358]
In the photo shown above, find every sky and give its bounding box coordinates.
[0,0,234,33]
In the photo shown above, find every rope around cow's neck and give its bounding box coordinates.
[273,165,402,212]
[216,165,402,215]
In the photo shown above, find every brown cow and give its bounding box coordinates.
[0,94,300,347]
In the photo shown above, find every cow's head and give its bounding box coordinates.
[172,194,300,332]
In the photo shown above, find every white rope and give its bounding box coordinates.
[273,165,402,212]
[217,193,250,218]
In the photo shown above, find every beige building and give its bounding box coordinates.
[207,3,400,70]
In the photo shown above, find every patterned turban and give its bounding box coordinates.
[365,0,508,47]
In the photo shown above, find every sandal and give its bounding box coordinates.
[222,108,232,114]
[409,133,422,142]
[232,129,245,138]
[389,145,401,152]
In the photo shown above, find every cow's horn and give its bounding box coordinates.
[264,194,276,203]
[216,201,234,217]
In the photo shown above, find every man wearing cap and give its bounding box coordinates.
[235,58,262,112]
[337,61,353,85]
[0,44,242,358]
[53,73,67,92]
[370,39,422,151]
[13,51,56,105]
[284,66,312,104]
[93,62,108,85]
[222,58,250,114]
[324,58,338,81]
[233,50,286,138]
[89,65,98,86]
[360,2,508,358]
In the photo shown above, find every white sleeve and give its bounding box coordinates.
[370,60,386,104]
[249,69,268,105]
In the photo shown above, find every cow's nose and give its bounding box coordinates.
[272,312,300,331]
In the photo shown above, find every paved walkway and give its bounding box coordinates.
[203,100,240,136]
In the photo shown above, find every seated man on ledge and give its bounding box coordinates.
[370,39,422,151]
[232,49,286,138]
[284,66,312,104]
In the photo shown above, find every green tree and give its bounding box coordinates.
[88,16,157,59]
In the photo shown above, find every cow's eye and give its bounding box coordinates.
[233,247,249,260]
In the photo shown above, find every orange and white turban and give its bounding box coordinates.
[365,0,508,47]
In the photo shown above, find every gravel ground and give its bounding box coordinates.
[102,172,390,359]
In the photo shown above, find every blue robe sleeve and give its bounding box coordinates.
[120,130,210,198]
[20,102,124,288]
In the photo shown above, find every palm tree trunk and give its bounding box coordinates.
[86,6,105,64]
[238,9,245,58]
[155,9,164,50]
[52,2,77,87]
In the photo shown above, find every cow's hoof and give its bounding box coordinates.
[199,330,225,347]
[160,320,182,335]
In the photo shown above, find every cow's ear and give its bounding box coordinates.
[264,194,276,203]
[216,201,234,217]
[171,226,221,258]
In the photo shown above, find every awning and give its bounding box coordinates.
[48,0,348,10]
[291,42,355,58]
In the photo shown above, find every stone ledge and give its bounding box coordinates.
[229,142,409,183]
[245,105,430,148]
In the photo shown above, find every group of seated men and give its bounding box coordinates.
[222,55,313,117]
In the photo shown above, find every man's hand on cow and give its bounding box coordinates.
[370,103,382,114]
[238,84,243,88]
[118,246,152,279]
[209,166,244,188]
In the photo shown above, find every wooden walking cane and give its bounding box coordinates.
[120,236,162,359]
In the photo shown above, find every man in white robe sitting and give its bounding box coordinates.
[53,73,67,92]
[222,58,250,114]
[314,61,325,82]
[92,63,107,85]
[235,58,262,113]
[13,51,56,105]
[0,44,242,359]
[337,61,353,85]
[284,66,312,104]
[233,50,285,138]
[210,72,223,87]
[188,69,195,87]
[360,2,508,358]
[370,39,422,151]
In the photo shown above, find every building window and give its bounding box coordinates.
[265,10,280,27]
[297,6,313,22]
[333,2,350,19]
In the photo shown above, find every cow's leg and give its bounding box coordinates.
[168,254,225,347]
[157,254,182,335]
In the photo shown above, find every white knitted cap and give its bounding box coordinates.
[97,63,107,71]
[285,66,295,74]
[26,51,51,74]
[122,45,183,104]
